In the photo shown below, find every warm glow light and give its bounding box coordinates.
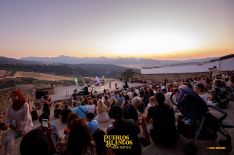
[98,30,200,57]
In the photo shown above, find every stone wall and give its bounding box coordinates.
[134,72,211,82]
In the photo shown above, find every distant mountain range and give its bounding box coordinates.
[0,55,219,78]
[21,55,215,68]
[0,56,138,78]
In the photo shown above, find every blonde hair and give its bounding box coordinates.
[96,99,107,114]
[149,96,156,102]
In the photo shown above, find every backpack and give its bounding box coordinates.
[177,86,208,120]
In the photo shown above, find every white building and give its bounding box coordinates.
[141,54,234,75]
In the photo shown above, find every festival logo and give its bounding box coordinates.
[104,135,133,149]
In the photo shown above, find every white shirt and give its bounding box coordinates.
[85,104,96,114]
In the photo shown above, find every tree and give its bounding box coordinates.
[122,69,135,82]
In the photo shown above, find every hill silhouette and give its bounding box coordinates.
[0,56,139,78]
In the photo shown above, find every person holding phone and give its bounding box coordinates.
[39,112,59,146]
[20,113,59,155]
[2,89,33,155]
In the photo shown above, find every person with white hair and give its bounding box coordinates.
[123,96,143,123]
[95,99,109,123]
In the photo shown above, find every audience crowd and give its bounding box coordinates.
[0,72,234,155]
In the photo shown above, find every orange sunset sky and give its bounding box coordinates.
[0,0,233,60]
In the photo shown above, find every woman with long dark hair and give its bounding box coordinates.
[62,119,96,155]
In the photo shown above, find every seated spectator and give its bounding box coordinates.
[39,112,59,145]
[144,96,156,115]
[123,96,142,123]
[42,103,51,117]
[107,105,142,155]
[95,99,109,123]
[2,89,33,155]
[60,105,72,123]
[211,79,230,108]
[164,88,178,111]
[194,83,208,104]
[144,92,177,146]
[54,104,62,119]
[72,105,87,119]
[43,95,53,108]
[103,96,111,111]
[87,113,99,135]
[93,128,108,155]
[31,107,38,121]
[60,112,79,149]
[62,119,96,155]
[20,119,58,155]
[227,74,234,100]
[123,94,131,108]
[110,96,118,107]
[85,100,96,114]
[116,93,125,107]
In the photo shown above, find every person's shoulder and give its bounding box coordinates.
[28,126,44,135]
[124,119,135,125]
[86,143,97,155]
[93,120,99,124]
[107,124,115,134]
[148,105,156,111]
[23,103,30,107]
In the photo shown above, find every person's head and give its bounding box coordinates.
[104,95,109,100]
[149,96,156,103]
[97,99,106,114]
[10,89,26,111]
[92,98,97,106]
[55,104,59,109]
[66,119,91,154]
[64,104,69,109]
[161,86,167,93]
[155,92,165,106]
[214,79,223,87]
[111,97,117,105]
[93,128,107,155]
[206,77,211,83]
[44,95,49,100]
[67,112,79,128]
[10,89,25,103]
[132,96,142,108]
[133,92,138,97]
[83,97,88,105]
[230,74,234,83]
[156,86,162,92]
[124,94,130,101]
[20,129,52,155]
[194,83,205,94]
[215,73,222,80]
[39,112,50,124]
[86,112,95,121]
[109,105,123,120]
[97,99,103,107]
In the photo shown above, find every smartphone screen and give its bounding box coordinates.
[41,119,49,128]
